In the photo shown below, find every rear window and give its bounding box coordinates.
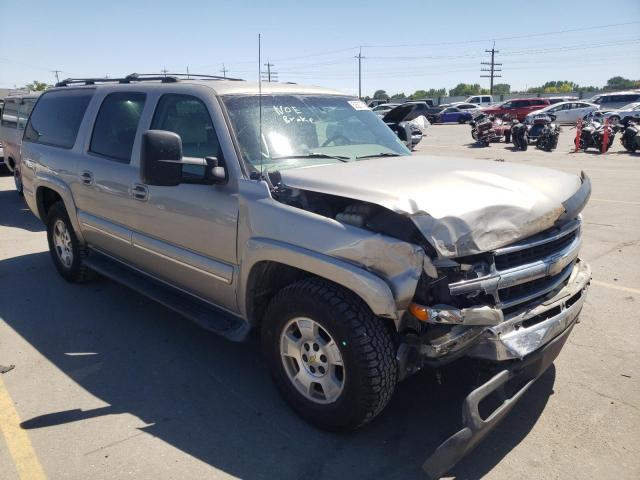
[24,90,94,148]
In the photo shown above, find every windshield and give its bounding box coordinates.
[222,94,410,173]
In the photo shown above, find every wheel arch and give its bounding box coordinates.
[35,179,85,242]
[239,238,399,329]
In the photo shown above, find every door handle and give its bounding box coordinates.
[131,183,149,201]
[80,170,94,185]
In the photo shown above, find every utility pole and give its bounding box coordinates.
[220,63,227,78]
[480,42,502,94]
[186,66,190,78]
[160,68,169,77]
[261,61,277,82]
[51,70,61,83]
[355,47,365,99]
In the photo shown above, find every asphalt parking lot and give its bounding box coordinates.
[1,124,639,480]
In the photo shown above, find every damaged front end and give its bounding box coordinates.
[270,163,591,478]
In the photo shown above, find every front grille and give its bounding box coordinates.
[495,228,578,270]
[499,263,573,304]
[448,218,582,311]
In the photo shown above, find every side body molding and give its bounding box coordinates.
[238,238,399,322]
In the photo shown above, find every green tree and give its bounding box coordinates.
[373,89,389,100]
[448,83,482,96]
[25,80,50,92]
[492,83,511,94]
[604,76,638,91]
[390,92,406,100]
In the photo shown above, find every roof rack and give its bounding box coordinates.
[55,72,244,87]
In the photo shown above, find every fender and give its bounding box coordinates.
[238,237,399,323]
[33,173,86,243]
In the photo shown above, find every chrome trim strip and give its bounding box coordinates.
[81,222,130,244]
[493,217,581,256]
[132,242,232,284]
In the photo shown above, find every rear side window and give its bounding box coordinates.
[1,99,19,128]
[531,99,546,106]
[90,92,146,163]
[24,90,94,148]
[18,99,36,130]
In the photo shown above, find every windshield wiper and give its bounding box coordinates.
[356,152,402,159]
[269,153,349,162]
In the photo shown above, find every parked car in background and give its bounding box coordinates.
[481,98,550,121]
[411,97,434,107]
[465,95,493,106]
[432,106,473,124]
[371,103,400,117]
[525,101,598,125]
[547,96,579,104]
[367,99,389,108]
[598,102,640,125]
[586,91,640,110]
[0,139,4,173]
[450,102,481,112]
[0,92,40,193]
[382,101,431,123]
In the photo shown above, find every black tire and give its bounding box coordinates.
[458,117,467,124]
[504,131,511,143]
[262,277,397,431]
[46,202,94,283]
[14,165,23,196]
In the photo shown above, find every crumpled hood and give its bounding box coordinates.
[279,155,589,257]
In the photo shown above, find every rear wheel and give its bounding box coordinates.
[262,278,397,431]
[13,165,23,196]
[46,202,94,283]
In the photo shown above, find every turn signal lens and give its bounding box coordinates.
[408,303,430,322]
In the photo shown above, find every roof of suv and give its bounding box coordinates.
[51,75,348,97]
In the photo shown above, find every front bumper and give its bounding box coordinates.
[421,260,590,478]
[423,316,576,478]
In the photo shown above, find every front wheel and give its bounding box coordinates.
[262,278,397,431]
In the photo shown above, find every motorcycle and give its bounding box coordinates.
[511,119,528,150]
[534,114,561,152]
[616,115,640,152]
[470,113,510,146]
[579,113,615,152]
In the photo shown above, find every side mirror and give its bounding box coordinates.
[140,130,183,186]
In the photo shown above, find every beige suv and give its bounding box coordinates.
[20,74,591,477]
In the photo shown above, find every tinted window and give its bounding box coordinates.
[90,92,146,162]
[512,100,527,108]
[482,97,491,102]
[531,99,546,106]
[501,102,513,109]
[17,99,36,130]
[1,99,19,128]
[24,90,94,148]
[151,94,220,178]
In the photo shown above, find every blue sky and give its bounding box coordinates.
[0,0,638,95]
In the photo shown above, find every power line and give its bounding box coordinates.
[480,42,502,94]
[360,21,640,48]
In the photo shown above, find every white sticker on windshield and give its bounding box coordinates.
[348,100,369,111]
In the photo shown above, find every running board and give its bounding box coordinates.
[83,250,250,342]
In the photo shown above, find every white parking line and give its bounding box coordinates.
[592,280,640,295]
